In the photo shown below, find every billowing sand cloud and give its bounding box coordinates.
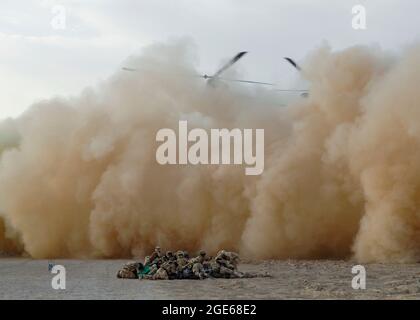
[0,39,419,262]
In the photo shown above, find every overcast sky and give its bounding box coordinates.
[0,0,419,118]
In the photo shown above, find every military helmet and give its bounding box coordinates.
[155,246,161,251]
[166,250,173,257]
[199,250,206,256]
[176,250,184,257]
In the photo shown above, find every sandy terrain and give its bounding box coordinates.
[0,258,418,299]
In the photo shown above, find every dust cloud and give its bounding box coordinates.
[0,39,419,262]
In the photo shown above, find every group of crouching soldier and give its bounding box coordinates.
[117,246,269,280]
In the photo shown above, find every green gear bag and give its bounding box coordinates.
[139,265,151,278]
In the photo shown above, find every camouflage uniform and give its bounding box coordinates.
[116,262,141,279]
[189,250,209,279]
[165,251,176,262]
[151,252,178,280]
[148,246,162,266]
[162,251,178,279]
[152,267,169,280]
[149,263,158,274]
[175,251,190,279]
[188,250,206,265]
[211,250,244,278]
[225,251,240,265]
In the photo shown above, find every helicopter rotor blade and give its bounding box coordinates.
[216,77,274,86]
[211,51,248,79]
[284,57,301,71]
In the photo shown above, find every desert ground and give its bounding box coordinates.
[0,258,419,299]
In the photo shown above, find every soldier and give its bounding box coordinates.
[176,251,187,266]
[193,250,207,264]
[211,250,243,278]
[148,263,159,275]
[188,250,209,279]
[225,251,240,268]
[209,253,225,278]
[148,246,162,266]
[116,261,141,279]
[163,258,179,279]
[175,250,189,279]
[165,251,176,262]
[191,263,205,279]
